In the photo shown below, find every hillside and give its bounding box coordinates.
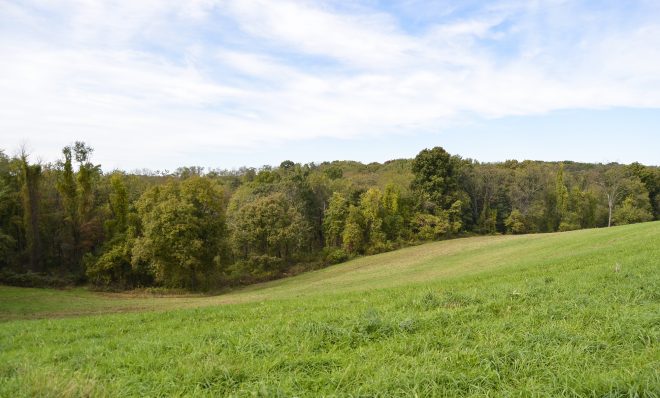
[1,222,659,396]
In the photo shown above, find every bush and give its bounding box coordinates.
[225,255,286,285]
[245,255,285,273]
[558,220,580,232]
[613,196,653,225]
[0,270,76,288]
[365,240,394,255]
[324,248,349,265]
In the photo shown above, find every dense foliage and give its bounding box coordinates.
[0,143,657,289]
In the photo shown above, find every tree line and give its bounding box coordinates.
[1,144,657,290]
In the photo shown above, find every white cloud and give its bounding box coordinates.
[1,0,659,169]
[222,0,418,69]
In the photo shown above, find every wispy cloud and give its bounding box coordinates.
[1,0,659,168]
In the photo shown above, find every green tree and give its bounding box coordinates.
[554,164,569,229]
[506,163,549,233]
[106,174,129,236]
[19,151,43,272]
[559,186,598,231]
[229,192,310,265]
[381,183,404,241]
[447,200,463,234]
[57,146,77,229]
[411,213,450,240]
[86,173,138,287]
[359,188,387,253]
[323,192,349,248]
[612,195,653,225]
[324,166,343,180]
[411,147,460,211]
[0,151,21,268]
[505,209,526,234]
[56,142,102,272]
[629,162,660,220]
[87,230,137,287]
[132,177,228,289]
[460,163,508,233]
[599,167,627,228]
[342,205,365,255]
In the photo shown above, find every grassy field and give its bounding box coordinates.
[1,222,659,396]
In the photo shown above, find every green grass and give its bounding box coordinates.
[1,222,659,396]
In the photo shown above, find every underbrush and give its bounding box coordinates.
[0,270,77,288]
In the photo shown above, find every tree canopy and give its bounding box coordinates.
[0,143,657,290]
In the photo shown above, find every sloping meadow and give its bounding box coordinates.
[1,222,658,396]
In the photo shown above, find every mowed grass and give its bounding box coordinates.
[1,222,659,396]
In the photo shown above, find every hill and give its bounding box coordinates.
[1,222,659,396]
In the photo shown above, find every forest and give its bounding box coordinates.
[1,143,658,290]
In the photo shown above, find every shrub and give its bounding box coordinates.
[505,209,526,234]
[246,255,285,274]
[0,270,76,288]
[324,248,349,265]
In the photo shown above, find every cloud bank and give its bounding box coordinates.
[1,0,659,168]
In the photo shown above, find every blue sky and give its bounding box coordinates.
[1,0,659,170]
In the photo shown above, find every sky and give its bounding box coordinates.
[1,0,659,171]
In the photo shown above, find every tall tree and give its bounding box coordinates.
[229,192,310,264]
[342,205,365,255]
[411,146,460,211]
[0,151,21,269]
[381,183,403,241]
[629,162,660,220]
[359,188,386,253]
[57,142,101,272]
[19,151,43,272]
[554,163,569,230]
[507,162,552,233]
[133,177,228,289]
[106,173,129,236]
[464,164,507,233]
[599,166,627,228]
[86,173,135,287]
[323,192,349,248]
[57,145,79,269]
